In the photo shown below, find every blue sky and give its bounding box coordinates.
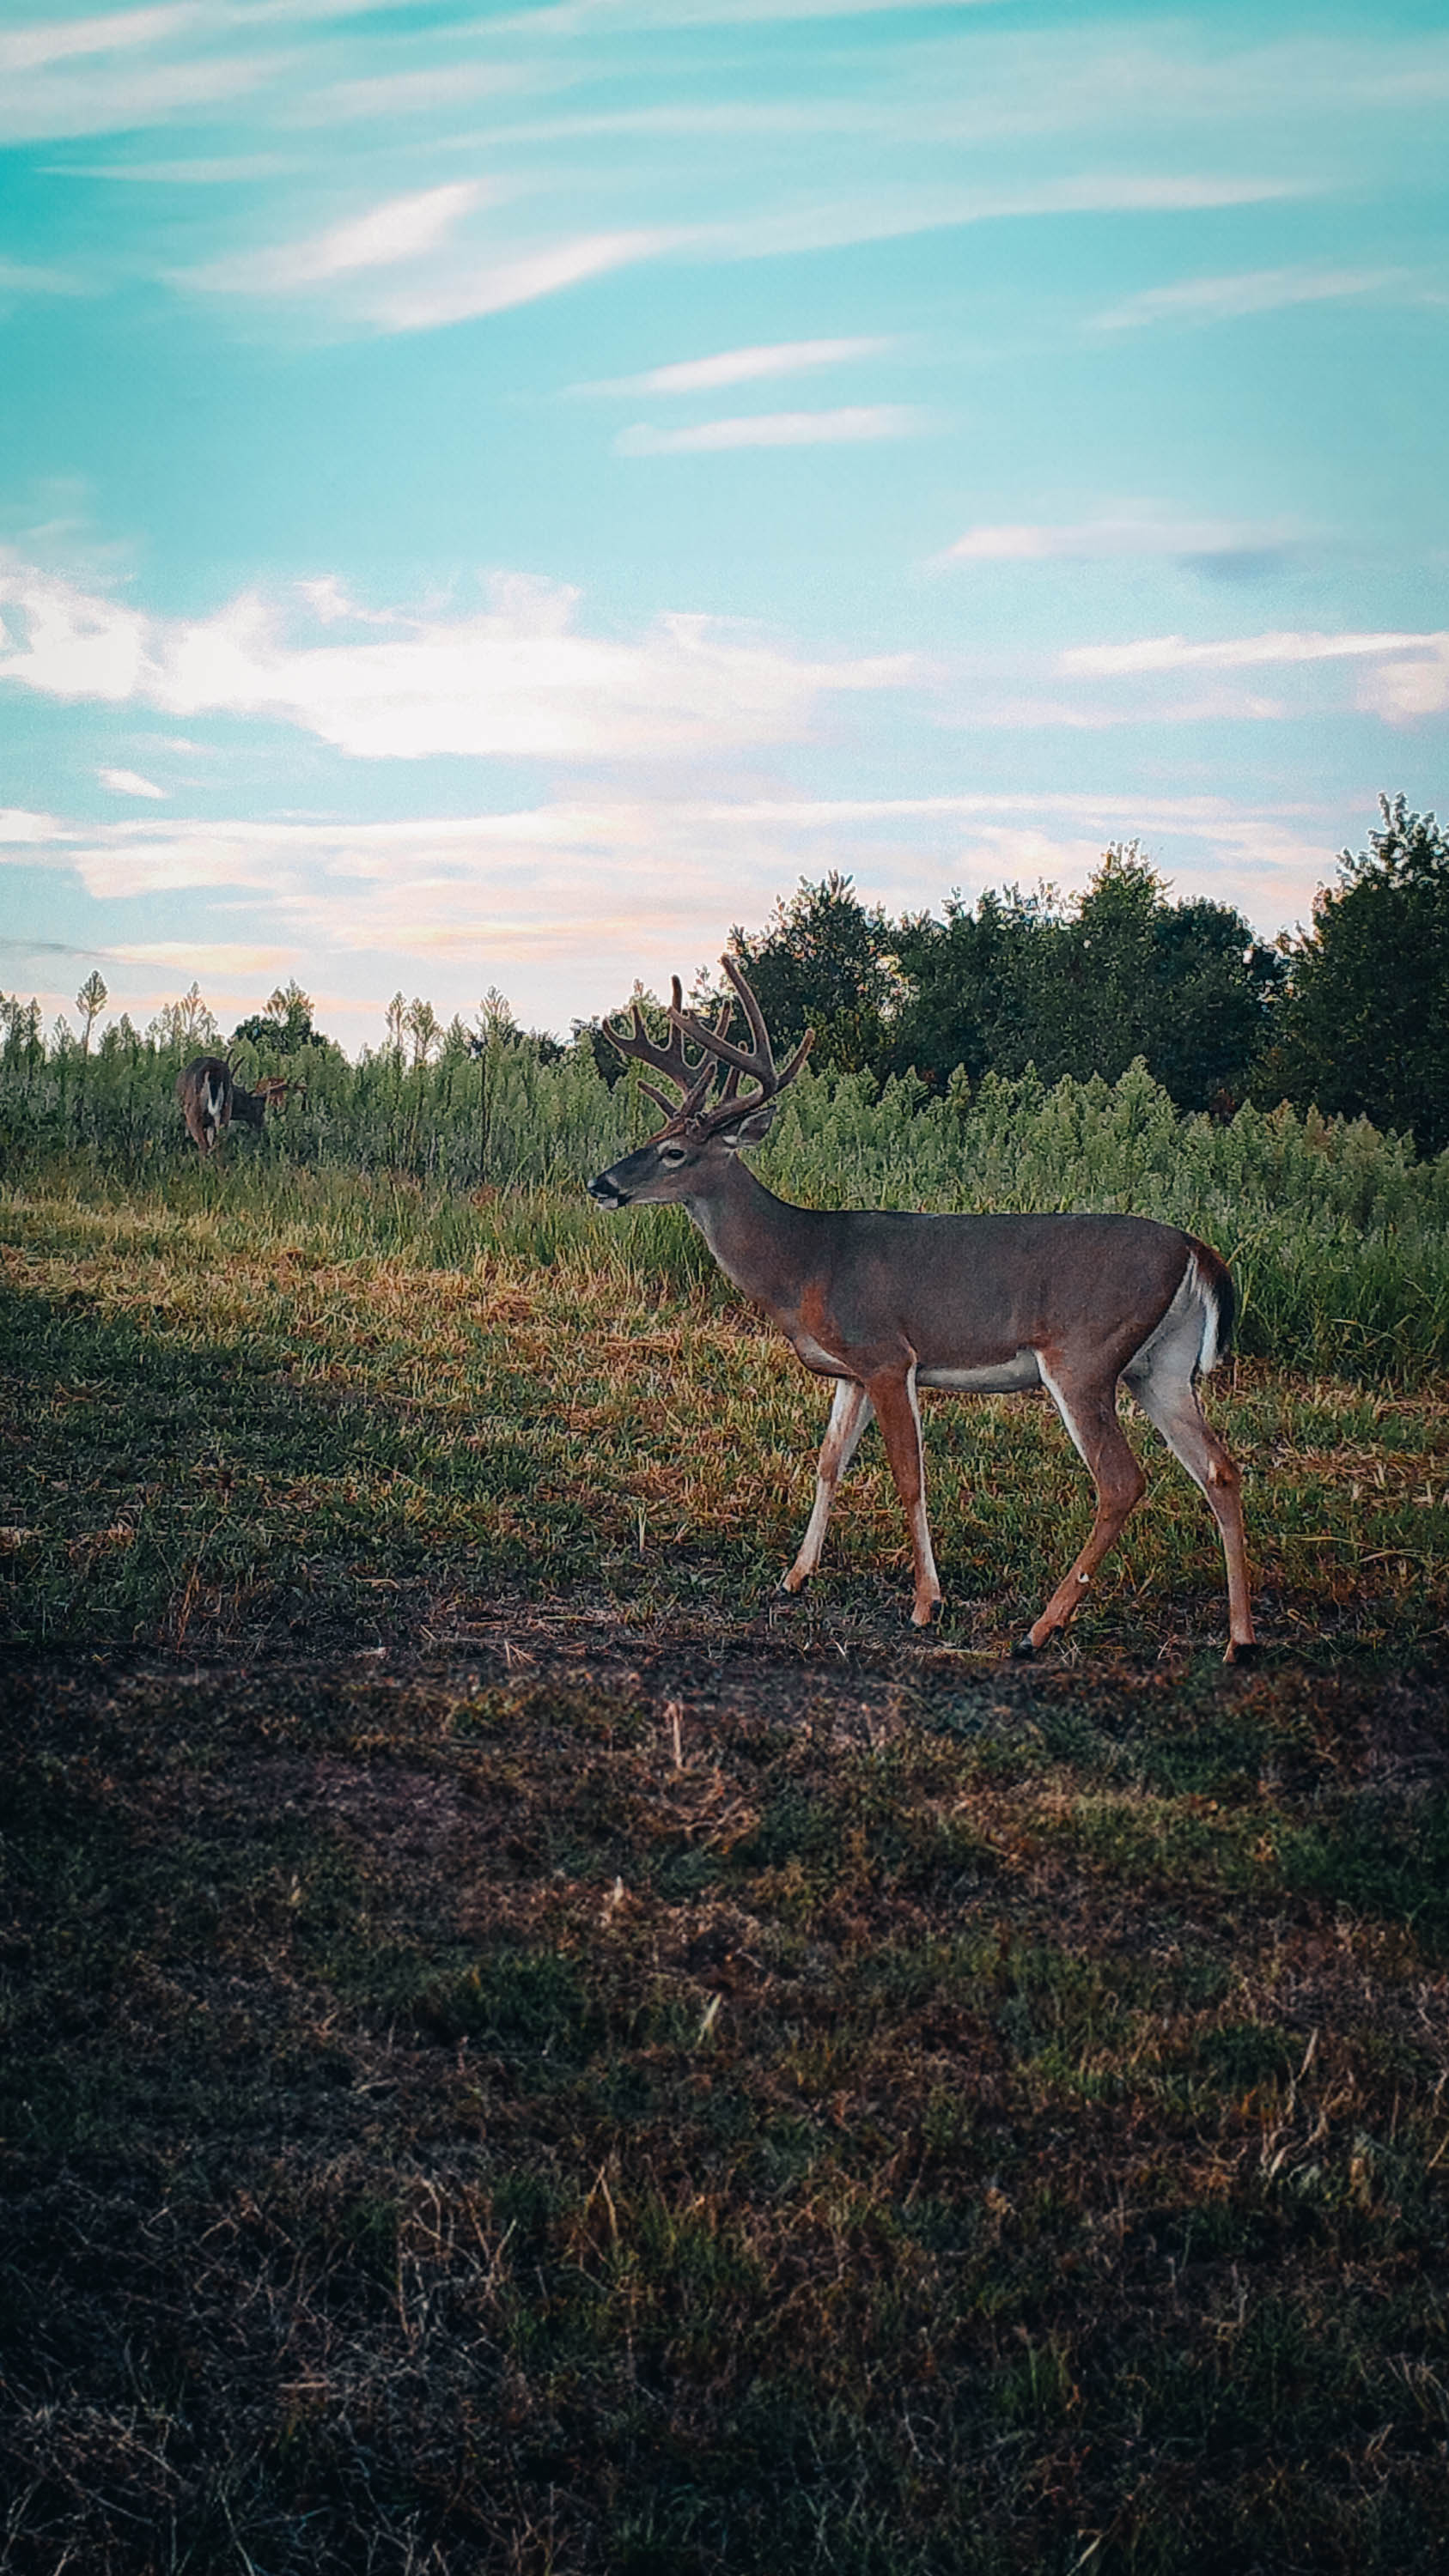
[2,0,1446,1050]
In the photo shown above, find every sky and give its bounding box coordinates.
[1,0,1446,1053]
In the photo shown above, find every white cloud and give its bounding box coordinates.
[0,807,69,848]
[941,512,1296,565]
[0,48,277,148]
[0,8,193,79]
[40,790,1342,1018]
[1059,629,1449,678]
[1093,264,1414,333]
[186,180,490,294]
[367,229,667,332]
[0,556,919,760]
[0,554,149,699]
[618,405,928,453]
[584,335,894,396]
[109,939,296,975]
[707,172,1305,264]
[1355,642,1449,722]
[279,63,526,128]
[1040,628,1449,731]
[98,766,167,797]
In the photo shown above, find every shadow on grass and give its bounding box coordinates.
[3,1645,1449,2573]
[0,1275,566,1652]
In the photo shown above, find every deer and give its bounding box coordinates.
[588,958,1256,1662]
[177,1056,299,1154]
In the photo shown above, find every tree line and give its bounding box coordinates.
[679,794,1445,1157]
[5,793,1446,1165]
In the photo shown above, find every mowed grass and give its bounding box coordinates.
[3,1163,1449,2573]
[3,1168,1446,1660]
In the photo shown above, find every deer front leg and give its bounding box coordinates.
[783,1378,872,1594]
[868,1363,941,1625]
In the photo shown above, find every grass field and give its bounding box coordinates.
[3,1161,1448,2573]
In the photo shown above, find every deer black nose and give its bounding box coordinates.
[588,1175,629,1207]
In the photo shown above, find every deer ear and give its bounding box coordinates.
[724,1100,777,1149]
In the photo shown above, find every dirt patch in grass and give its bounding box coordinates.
[4,1613,1448,2574]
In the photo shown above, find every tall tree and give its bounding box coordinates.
[729,872,899,1072]
[889,884,1046,1087]
[1265,794,1449,1153]
[233,978,320,1052]
[893,848,1277,1112]
[75,970,107,1054]
[148,982,217,1050]
[403,997,442,1069]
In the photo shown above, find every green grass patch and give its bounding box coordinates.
[3,1158,1448,2570]
[3,1169,1446,1660]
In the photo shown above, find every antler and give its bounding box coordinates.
[667,956,813,1133]
[604,978,734,1120]
[606,960,813,1134]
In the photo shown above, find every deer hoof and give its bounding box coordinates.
[1010,1633,1038,1660]
[1224,1638,1260,1667]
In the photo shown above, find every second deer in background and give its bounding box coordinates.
[176,1056,300,1155]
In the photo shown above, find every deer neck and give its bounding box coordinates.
[685,1155,819,1320]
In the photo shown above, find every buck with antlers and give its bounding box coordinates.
[177,1056,300,1155]
[588,959,1255,1661]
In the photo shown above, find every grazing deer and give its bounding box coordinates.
[588,960,1255,1661]
[177,1056,298,1154]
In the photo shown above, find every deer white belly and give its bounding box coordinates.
[918,1352,1041,1393]
[795,1331,846,1372]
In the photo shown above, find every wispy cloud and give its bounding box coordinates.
[707,172,1305,265]
[279,63,527,128]
[98,766,167,798]
[29,789,1340,1023]
[368,229,667,333]
[0,255,88,297]
[491,0,1002,30]
[618,405,928,453]
[1093,264,1420,333]
[0,48,278,149]
[1060,629,1449,677]
[0,7,193,80]
[1056,629,1449,725]
[44,152,295,183]
[0,556,919,760]
[941,511,1300,567]
[581,335,894,397]
[109,939,296,975]
[1357,647,1449,722]
[186,180,490,294]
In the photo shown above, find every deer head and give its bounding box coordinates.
[588,958,813,1208]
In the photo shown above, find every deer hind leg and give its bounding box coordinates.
[1018,1365,1147,1656]
[1123,1353,1256,1662]
[783,1378,873,1595]
[867,1363,941,1625]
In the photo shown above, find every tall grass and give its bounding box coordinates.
[5,1000,1448,1378]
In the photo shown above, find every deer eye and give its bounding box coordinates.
[657,1144,688,1165]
